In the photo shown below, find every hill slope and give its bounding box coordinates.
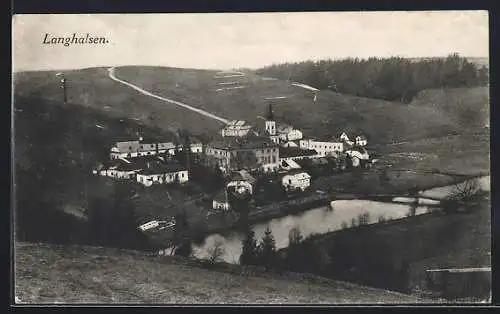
[14,66,488,144]
[14,242,426,304]
[113,66,488,143]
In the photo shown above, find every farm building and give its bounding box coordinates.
[281,170,311,192]
[136,162,189,187]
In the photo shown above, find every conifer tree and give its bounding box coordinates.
[239,229,259,265]
[257,227,278,270]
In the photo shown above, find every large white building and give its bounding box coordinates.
[281,171,311,192]
[110,138,202,160]
[298,139,343,157]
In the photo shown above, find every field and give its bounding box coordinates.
[14,242,427,304]
[114,66,489,144]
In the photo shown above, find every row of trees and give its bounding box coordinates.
[255,54,488,103]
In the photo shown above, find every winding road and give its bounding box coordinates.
[107,67,230,124]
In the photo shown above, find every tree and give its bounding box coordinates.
[257,227,278,271]
[174,238,192,257]
[284,226,305,271]
[448,178,481,201]
[207,240,225,264]
[239,229,259,265]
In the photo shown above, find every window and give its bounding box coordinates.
[129,146,132,151]
[289,179,292,184]
[181,172,184,178]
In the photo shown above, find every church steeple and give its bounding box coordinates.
[266,103,274,120]
[265,103,277,139]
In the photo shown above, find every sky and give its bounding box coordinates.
[12,11,489,72]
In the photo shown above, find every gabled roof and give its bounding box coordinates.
[229,169,257,184]
[208,134,278,150]
[282,170,311,179]
[213,189,229,202]
[137,162,186,175]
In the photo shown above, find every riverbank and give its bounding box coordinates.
[154,174,489,247]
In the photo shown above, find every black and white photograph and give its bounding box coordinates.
[12,11,491,304]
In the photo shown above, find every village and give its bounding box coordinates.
[92,103,373,233]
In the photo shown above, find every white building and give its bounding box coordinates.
[277,125,303,142]
[355,135,368,147]
[299,139,343,156]
[221,120,253,137]
[282,171,311,192]
[212,189,231,211]
[136,163,189,187]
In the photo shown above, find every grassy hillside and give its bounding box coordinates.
[14,66,489,145]
[14,242,427,304]
[13,68,224,137]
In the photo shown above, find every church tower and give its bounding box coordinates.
[265,104,279,144]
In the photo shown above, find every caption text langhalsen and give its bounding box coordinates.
[43,33,110,47]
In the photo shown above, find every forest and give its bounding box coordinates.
[255,54,489,103]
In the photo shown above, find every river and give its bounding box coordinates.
[161,176,490,264]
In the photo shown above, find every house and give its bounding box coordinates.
[212,189,231,211]
[226,170,257,195]
[279,146,319,163]
[221,120,253,137]
[136,162,189,187]
[281,171,311,192]
[99,160,143,179]
[277,124,303,142]
[355,135,368,147]
[205,135,280,174]
[298,139,343,157]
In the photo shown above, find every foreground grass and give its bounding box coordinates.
[14,242,426,304]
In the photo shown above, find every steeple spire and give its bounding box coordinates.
[266,103,274,120]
